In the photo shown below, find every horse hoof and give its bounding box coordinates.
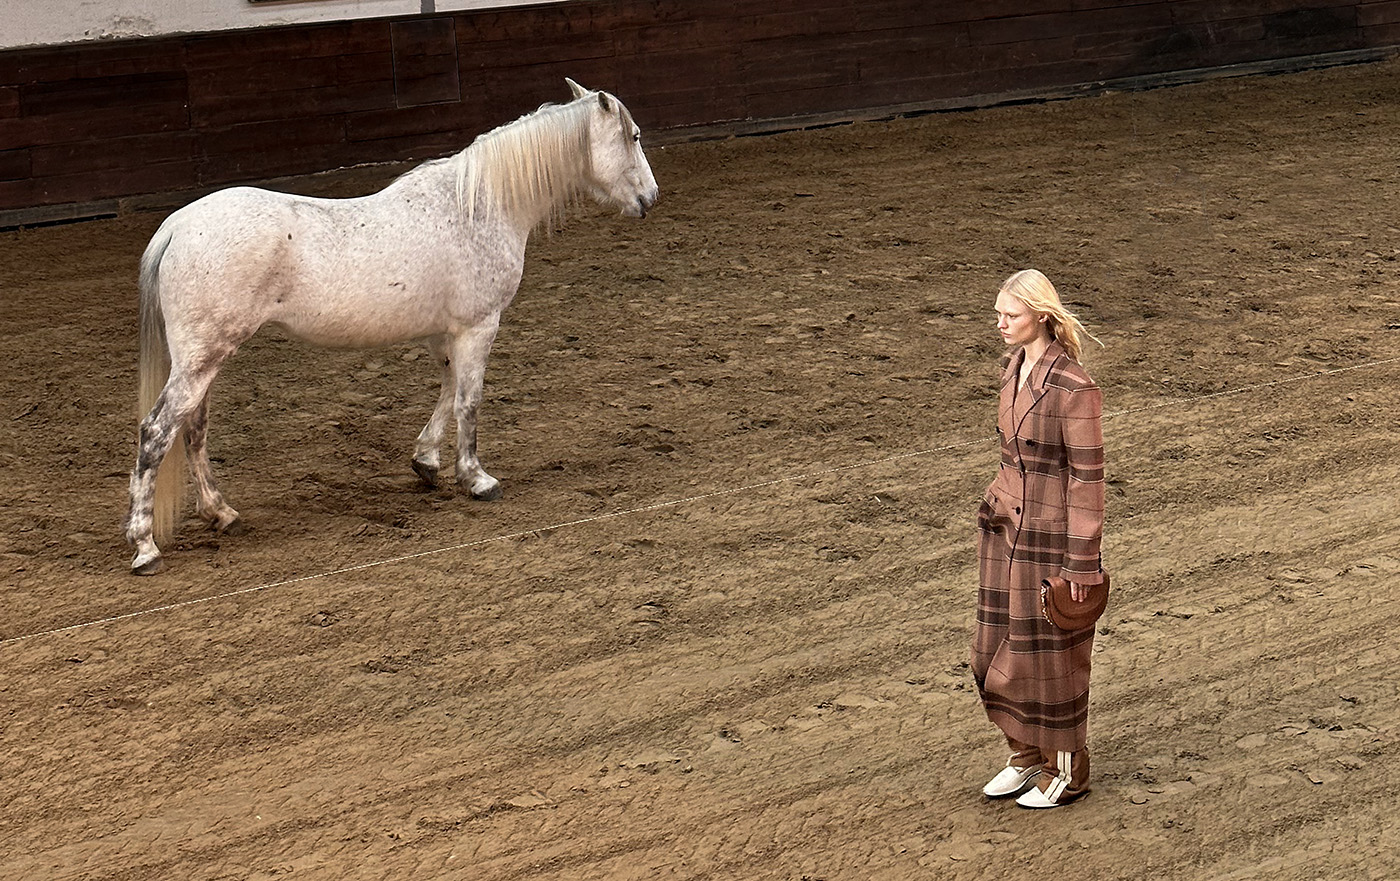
[217,516,245,536]
[412,460,439,486]
[132,554,165,576]
[470,482,504,502]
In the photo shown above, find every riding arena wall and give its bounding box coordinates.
[2,0,1399,226]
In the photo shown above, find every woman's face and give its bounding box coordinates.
[995,291,1048,348]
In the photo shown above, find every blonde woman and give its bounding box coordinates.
[973,269,1106,809]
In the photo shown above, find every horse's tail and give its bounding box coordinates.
[138,219,184,545]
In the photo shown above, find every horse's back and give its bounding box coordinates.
[152,182,481,348]
[167,186,337,243]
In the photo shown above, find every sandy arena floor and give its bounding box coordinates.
[2,56,1399,880]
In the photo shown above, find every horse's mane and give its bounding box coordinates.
[451,99,596,225]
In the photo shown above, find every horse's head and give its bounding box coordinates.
[567,78,659,218]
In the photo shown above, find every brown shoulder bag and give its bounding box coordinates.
[1040,571,1110,632]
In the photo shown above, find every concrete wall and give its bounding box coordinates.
[1,1,561,50]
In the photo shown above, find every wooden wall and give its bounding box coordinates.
[3,0,1400,224]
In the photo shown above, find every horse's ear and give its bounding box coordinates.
[565,78,589,99]
[598,91,613,113]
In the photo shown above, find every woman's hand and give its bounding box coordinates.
[1070,581,1089,602]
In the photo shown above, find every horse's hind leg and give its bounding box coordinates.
[411,335,455,486]
[186,389,242,534]
[126,364,221,574]
[449,323,503,500]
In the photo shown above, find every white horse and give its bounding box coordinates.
[126,79,658,574]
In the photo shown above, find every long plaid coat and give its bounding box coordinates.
[972,340,1105,753]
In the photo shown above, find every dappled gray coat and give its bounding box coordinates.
[972,340,1106,754]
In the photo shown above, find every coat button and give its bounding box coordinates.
[1014,506,1021,515]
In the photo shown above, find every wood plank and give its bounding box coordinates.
[736,6,875,42]
[1361,20,1400,41]
[616,45,738,89]
[31,132,196,177]
[187,57,342,98]
[329,130,474,167]
[393,63,461,108]
[22,72,187,116]
[195,147,338,185]
[846,27,978,81]
[0,49,79,86]
[457,2,631,43]
[1168,17,1268,50]
[0,103,189,151]
[616,44,742,89]
[184,23,359,70]
[188,82,393,129]
[338,52,396,86]
[623,90,746,131]
[1072,23,1177,58]
[740,34,865,90]
[0,148,30,182]
[970,5,1176,46]
[611,17,744,56]
[339,19,395,56]
[1358,0,1400,26]
[457,31,617,72]
[852,0,986,31]
[0,197,120,228]
[610,0,717,27]
[343,102,471,143]
[1263,5,1360,38]
[961,0,1078,18]
[197,116,346,159]
[1070,0,1168,10]
[0,37,183,83]
[0,158,197,207]
[472,61,621,116]
[1170,0,1359,24]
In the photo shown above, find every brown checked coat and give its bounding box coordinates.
[972,340,1106,754]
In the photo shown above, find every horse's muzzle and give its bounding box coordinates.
[627,189,659,219]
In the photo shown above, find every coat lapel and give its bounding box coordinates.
[997,348,1022,440]
[1010,341,1067,435]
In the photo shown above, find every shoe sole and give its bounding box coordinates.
[1017,787,1091,809]
[983,770,1041,799]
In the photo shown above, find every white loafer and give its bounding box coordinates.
[982,764,1041,798]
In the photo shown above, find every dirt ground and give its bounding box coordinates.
[3,55,1399,881]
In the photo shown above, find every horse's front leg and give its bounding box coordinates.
[448,322,502,500]
[411,335,455,486]
[185,389,242,534]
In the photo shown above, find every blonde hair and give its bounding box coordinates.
[999,269,1101,362]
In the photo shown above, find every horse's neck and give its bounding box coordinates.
[462,108,588,231]
[385,106,584,233]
